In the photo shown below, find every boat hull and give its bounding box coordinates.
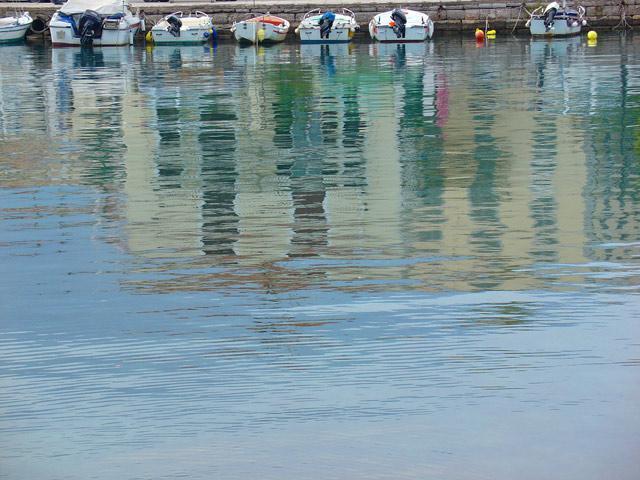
[233,20,288,44]
[298,27,353,44]
[0,23,31,43]
[50,18,140,46]
[151,27,211,44]
[369,24,433,42]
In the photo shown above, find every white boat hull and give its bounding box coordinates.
[529,17,581,36]
[0,23,31,42]
[369,23,433,42]
[233,21,288,44]
[50,17,140,46]
[152,27,211,44]
[298,26,353,44]
[369,10,434,42]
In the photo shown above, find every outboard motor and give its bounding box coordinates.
[167,15,182,37]
[543,2,560,31]
[319,11,335,39]
[78,10,103,46]
[391,9,407,39]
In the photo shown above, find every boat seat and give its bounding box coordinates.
[249,17,284,26]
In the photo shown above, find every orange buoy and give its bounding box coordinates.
[475,29,485,41]
[389,20,396,27]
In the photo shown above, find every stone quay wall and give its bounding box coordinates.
[0,0,637,40]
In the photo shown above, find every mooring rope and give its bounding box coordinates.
[511,2,526,34]
[614,0,631,30]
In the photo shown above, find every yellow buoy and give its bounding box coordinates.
[257,28,265,43]
[587,30,597,41]
[486,30,496,36]
[145,31,153,44]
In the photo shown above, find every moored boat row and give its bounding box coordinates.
[0,1,589,47]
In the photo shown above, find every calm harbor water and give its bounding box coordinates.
[1,34,640,479]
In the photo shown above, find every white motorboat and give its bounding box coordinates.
[295,9,359,44]
[0,12,32,43]
[369,8,434,42]
[231,13,289,44]
[151,11,214,45]
[527,1,586,36]
[49,0,141,47]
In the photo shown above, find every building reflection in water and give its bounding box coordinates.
[3,38,640,293]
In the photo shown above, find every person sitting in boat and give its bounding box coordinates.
[391,9,407,39]
[543,2,560,31]
[319,11,336,39]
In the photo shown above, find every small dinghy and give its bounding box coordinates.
[151,11,213,45]
[527,1,586,37]
[295,9,359,44]
[0,12,33,43]
[369,8,434,42]
[231,13,289,44]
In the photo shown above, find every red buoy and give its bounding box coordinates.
[475,29,485,42]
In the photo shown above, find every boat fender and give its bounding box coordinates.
[78,10,103,46]
[145,30,152,43]
[319,12,335,39]
[167,15,182,37]
[257,28,265,42]
[30,17,48,35]
[210,27,217,43]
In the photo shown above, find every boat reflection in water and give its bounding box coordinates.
[9,39,634,293]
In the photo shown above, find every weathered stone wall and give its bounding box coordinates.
[1,0,637,39]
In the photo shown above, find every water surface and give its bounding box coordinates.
[1,35,640,480]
